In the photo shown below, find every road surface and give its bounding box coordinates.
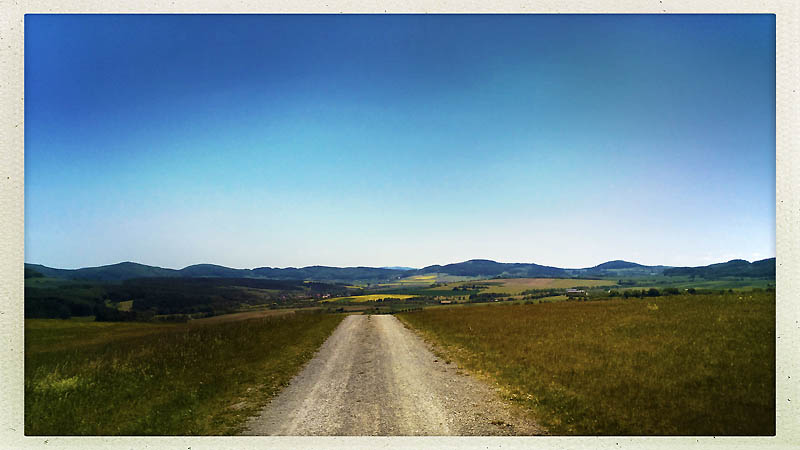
[242,314,545,436]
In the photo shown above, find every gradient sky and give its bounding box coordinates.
[25,14,775,270]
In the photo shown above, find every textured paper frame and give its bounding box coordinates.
[0,2,797,449]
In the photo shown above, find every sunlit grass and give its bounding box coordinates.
[25,313,344,435]
[399,292,775,435]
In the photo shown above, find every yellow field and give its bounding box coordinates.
[430,278,615,295]
[321,294,418,303]
[398,275,437,283]
[116,300,133,311]
[376,273,475,288]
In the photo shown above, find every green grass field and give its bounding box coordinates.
[25,312,343,435]
[428,278,615,295]
[614,275,775,291]
[398,291,775,435]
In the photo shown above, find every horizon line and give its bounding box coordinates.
[24,255,777,272]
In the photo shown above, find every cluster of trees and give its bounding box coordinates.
[25,285,102,319]
[451,284,489,292]
[25,295,76,319]
[373,297,412,303]
[605,287,681,298]
[362,306,424,315]
[467,292,507,302]
[521,289,563,299]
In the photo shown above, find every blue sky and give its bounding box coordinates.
[25,14,775,269]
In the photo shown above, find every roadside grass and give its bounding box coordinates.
[25,313,343,435]
[398,292,775,435]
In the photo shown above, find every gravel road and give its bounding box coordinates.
[242,314,545,436]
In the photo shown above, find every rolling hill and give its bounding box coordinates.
[24,262,180,281]
[23,262,413,283]
[663,258,776,279]
[418,259,567,278]
[589,260,645,270]
[24,257,776,283]
[250,266,412,282]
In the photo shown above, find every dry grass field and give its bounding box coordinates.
[398,291,775,435]
[430,277,615,295]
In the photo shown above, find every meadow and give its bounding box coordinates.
[398,291,775,435]
[25,312,343,435]
[428,277,615,295]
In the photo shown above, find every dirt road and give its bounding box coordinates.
[242,314,545,436]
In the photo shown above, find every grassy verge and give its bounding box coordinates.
[398,292,775,435]
[25,312,344,435]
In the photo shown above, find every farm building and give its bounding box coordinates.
[566,289,588,299]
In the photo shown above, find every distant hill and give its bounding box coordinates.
[590,260,645,270]
[251,266,411,282]
[24,262,413,283]
[419,259,567,278]
[25,257,775,283]
[663,258,776,279]
[24,262,180,281]
[415,259,666,279]
[570,260,669,277]
[178,264,254,278]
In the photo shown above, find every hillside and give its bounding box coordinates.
[416,259,668,278]
[590,260,645,270]
[663,258,776,279]
[24,276,353,320]
[24,262,413,283]
[178,264,254,278]
[418,259,567,278]
[25,262,180,281]
[569,260,669,278]
[251,266,412,282]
